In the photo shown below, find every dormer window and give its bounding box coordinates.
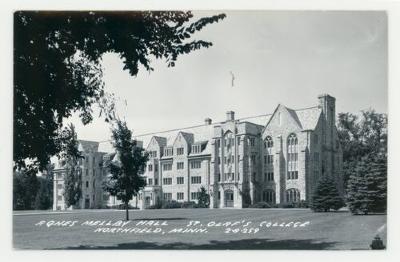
[177,147,184,155]
[192,144,201,154]
[164,147,173,157]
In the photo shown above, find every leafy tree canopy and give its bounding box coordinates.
[14,11,226,172]
[102,119,149,220]
[337,109,387,162]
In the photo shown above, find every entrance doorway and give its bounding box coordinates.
[145,196,151,208]
[84,198,90,209]
[224,190,234,207]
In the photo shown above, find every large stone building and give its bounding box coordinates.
[53,94,343,210]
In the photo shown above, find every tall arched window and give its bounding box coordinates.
[264,136,274,169]
[262,189,275,203]
[286,188,300,203]
[287,133,298,180]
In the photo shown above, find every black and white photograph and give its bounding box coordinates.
[1,0,398,258]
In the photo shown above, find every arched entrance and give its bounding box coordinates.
[224,190,234,207]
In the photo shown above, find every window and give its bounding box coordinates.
[192,144,201,154]
[191,176,201,184]
[263,190,275,203]
[218,173,221,182]
[191,192,200,200]
[154,178,158,185]
[57,184,63,189]
[177,162,184,170]
[163,163,172,171]
[149,151,157,158]
[163,193,172,201]
[237,172,240,181]
[287,134,299,180]
[177,147,184,155]
[177,192,184,200]
[57,195,62,201]
[287,171,298,180]
[148,178,153,185]
[86,181,89,188]
[224,173,234,182]
[92,156,95,165]
[148,164,153,172]
[264,172,274,181]
[216,139,220,148]
[93,169,96,177]
[164,147,173,157]
[250,137,255,146]
[217,157,221,165]
[177,177,184,184]
[237,136,241,145]
[93,179,95,188]
[278,112,281,126]
[85,156,89,163]
[163,178,172,185]
[155,164,158,172]
[190,161,201,169]
[251,154,256,164]
[85,169,89,176]
[286,188,300,203]
[218,191,221,200]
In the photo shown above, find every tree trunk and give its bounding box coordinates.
[125,202,129,221]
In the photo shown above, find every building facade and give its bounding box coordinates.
[53,94,343,210]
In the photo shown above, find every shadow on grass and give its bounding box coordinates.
[53,238,338,250]
[129,217,188,221]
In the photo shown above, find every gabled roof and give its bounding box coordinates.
[264,104,322,132]
[179,131,194,144]
[295,106,322,131]
[153,136,167,147]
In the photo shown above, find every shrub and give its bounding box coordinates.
[161,200,182,209]
[249,202,272,208]
[181,201,196,208]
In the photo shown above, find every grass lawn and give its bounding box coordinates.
[13,208,386,250]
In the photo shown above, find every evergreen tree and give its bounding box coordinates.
[346,154,387,214]
[311,176,344,212]
[103,120,149,220]
[197,186,210,208]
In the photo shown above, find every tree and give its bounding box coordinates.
[103,120,149,220]
[61,124,83,208]
[310,176,344,212]
[13,170,39,210]
[34,174,54,210]
[14,11,226,173]
[197,186,210,208]
[337,109,387,185]
[347,154,387,214]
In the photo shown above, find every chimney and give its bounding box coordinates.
[226,111,235,121]
[204,118,212,125]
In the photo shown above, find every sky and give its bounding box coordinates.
[68,11,387,143]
